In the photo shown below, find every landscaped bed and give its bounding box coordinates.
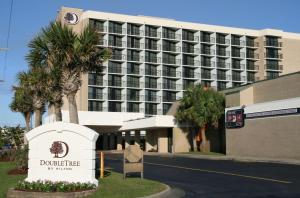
[0,162,166,198]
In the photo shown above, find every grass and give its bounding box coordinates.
[0,162,26,198]
[0,162,166,198]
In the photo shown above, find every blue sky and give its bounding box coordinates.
[0,0,299,127]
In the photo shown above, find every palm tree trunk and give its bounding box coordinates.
[200,126,207,152]
[25,112,31,132]
[54,103,62,122]
[34,109,42,128]
[67,92,79,124]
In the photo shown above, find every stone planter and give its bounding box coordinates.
[7,188,97,198]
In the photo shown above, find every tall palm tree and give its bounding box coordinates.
[17,68,48,127]
[10,86,34,132]
[41,22,111,123]
[26,34,63,122]
[175,84,225,152]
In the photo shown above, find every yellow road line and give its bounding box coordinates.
[144,162,292,184]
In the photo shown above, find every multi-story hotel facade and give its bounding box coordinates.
[51,7,300,153]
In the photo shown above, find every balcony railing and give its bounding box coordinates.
[162,45,181,53]
[145,56,161,63]
[145,43,161,51]
[217,50,230,57]
[201,36,215,43]
[216,62,230,69]
[232,52,246,58]
[127,42,141,49]
[183,60,200,66]
[163,96,177,102]
[127,55,143,62]
[232,64,246,70]
[264,53,283,59]
[108,80,123,87]
[108,93,125,100]
[162,83,181,90]
[127,68,140,75]
[264,41,283,47]
[246,41,259,47]
[109,27,126,34]
[182,36,199,42]
[216,38,230,45]
[201,49,215,55]
[201,73,215,80]
[246,52,259,59]
[111,54,126,61]
[182,47,200,54]
[145,82,161,89]
[92,25,107,33]
[265,64,283,71]
[145,96,161,102]
[162,70,181,77]
[145,30,161,38]
[108,66,126,74]
[126,81,141,88]
[163,32,181,40]
[145,69,161,76]
[232,75,246,82]
[162,58,181,65]
[201,61,215,68]
[231,40,246,46]
[127,29,144,36]
[108,40,126,48]
[88,93,106,100]
[246,65,259,71]
[217,74,230,81]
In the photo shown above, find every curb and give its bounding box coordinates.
[139,184,171,198]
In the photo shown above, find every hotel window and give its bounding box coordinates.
[88,101,103,111]
[127,89,140,101]
[127,63,140,74]
[108,101,122,112]
[108,61,122,73]
[145,90,157,102]
[109,21,123,34]
[108,75,122,86]
[145,51,158,63]
[89,19,105,32]
[127,102,140,112]
[127,23,140,35]
[145,25,157,37]
[183,55,195,66]
[88,87,103,100]
[127,76,140,88]
[145,38,158,50]
[145,77,157,89]
[145,103,157,115]
[163,28,176,39]
[163,53,176,64]
[108,35,123,47]
[163,103,172,115]
[145,64,158,76]
[163,91,176,102]
[182,30,195,41]
[127,50,140,61]
[108,88,122,100]
[217,82,227,91]
[127,37,140,48]
[88,73,103,86]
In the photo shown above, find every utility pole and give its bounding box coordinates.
[0,48,9,83]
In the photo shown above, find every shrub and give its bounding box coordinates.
[15,180,97,192]
[15,145,28,170]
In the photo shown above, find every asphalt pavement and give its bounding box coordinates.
[104,153,300,198]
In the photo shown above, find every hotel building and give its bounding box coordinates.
[52,7,300,153]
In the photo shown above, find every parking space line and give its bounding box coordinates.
[144,162,292,184]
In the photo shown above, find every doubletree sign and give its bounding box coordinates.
[226,109,244,129]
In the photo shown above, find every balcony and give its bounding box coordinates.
[162,83,181,90]
[127,55,143,62]
[145,82,161,89]
[231,39,246,46]
[265,53,283,59]
[217,50,230,57]
[182,71,195,78]
[145,30,160,38]
[145,95,161,103]
[108,93,125,100]
[246,41,259,47]
[162,45,181,53]
[232,64,246,70]
[201,61,215,68]
[201,49,215,56]
[232,75,246,82]
[265,64,283,71]
[246,52,259,59]
[145,68,160,76]
[145,43,161,51]
[126,81,141,88]
[216,38,230,45]
[111,54,126,61]
[108,66,126,74]
[264,41,282,48]
[182,60,200,66]
[127,68,140,75]
[163,32,181,40]
[232,52,246,58]
[182,47,200,54]
[109,27,126,35]
[162,70,181,78]
[108,79,123,87]
[88,92,106,100]
[201,36,215,43]
[217,74,230,81]
[127,29,143,36]
[162,58,181,65]
[246,64,259,71]
[182,35,199,42]
[163,96,177,102]
[127,42,141,49]
[216,62,230,69]
[91,25,107,33]
[108,40,126,48]
[201,72,213,80]
[145,56,161,63]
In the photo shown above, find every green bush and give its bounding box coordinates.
[15,145,28,170]
[15,180,97,192]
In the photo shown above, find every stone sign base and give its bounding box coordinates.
[7,188,97,198]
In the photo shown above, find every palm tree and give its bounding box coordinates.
[10,86,34,132]
[41,22,110,123]
[26,33,63,122]
[175,84,225,152]
[17,68,48,127]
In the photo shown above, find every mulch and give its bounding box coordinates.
[7,168,28,175]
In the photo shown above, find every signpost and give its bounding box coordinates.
[25,122,99,185]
